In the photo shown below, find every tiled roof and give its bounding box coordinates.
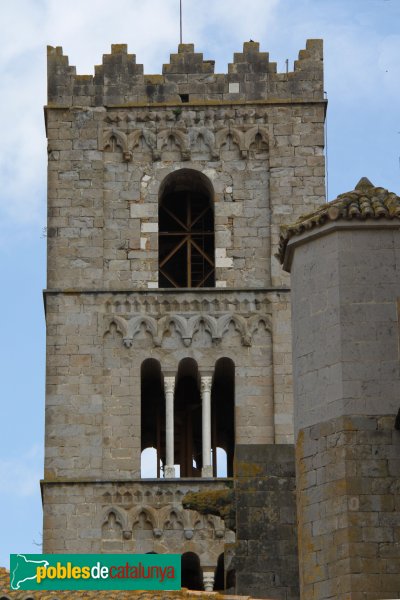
[0,567,260,600]
[277,178,400,264]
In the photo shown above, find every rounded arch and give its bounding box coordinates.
[175,358,202,477]
[159,168,214,200]
[141,359,165,478]
[177,357,200,383]
[158,169,215,288]
[212,358,235,477]
[181,552,203,591]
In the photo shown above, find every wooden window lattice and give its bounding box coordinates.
[159,190,215,288]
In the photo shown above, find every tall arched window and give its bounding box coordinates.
[211,358,235,477]
[141,359,165,478]
[174,358,202,477]
[159,169,215,288]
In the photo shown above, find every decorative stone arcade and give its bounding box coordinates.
[141,358,234,480]
[43,39,326,597]
[163,372,214,479]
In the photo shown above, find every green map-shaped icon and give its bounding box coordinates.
[10,554,49,590]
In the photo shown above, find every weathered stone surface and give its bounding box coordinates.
[48,40,323,106]
[286,198,400,599]
[296,416,400,600]
[183,488,236,532]
[44,37,326,599]
[42,480,233,561]
[233,445,299,600]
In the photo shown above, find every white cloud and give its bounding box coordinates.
[0,0,398,236]
[0,0,281,236]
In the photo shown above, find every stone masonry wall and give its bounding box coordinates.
[43,39,326,568]
[46,101,325,291]
[44,289,276,482]
[232,445,299,600]
[290,225,400,432]
[47,41,323,106]
[287,222,400,599]
[46,41,325,293]
[297,415,400,599]
[42,479,232,564]
[45,42,326,472]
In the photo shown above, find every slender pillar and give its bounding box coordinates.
[201,375,213,477]
[164,376,175,478]
[202,569,215,592]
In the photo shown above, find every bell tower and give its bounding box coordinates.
[43,40,325,596]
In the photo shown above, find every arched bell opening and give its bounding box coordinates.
[141,359,165,478]
[211,358,235,477]
[214,553,225,591]
[181,552,203,591]
[159,169,215,288]
[174,358,202,477]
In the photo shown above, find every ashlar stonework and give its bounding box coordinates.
[43,39,326,598]
[280,179,400,600]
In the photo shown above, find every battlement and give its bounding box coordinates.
[47,40,323,107]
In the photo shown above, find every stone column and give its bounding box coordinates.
[201,375,213,477]
[164,376,175,478]
[202,569,215,592]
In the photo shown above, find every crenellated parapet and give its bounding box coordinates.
[47,39,324,107]
[162,43,215,74]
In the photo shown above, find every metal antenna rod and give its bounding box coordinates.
[180,0,183,44]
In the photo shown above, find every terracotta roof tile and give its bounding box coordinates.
[277,178,400,264]
[0,567,262,600]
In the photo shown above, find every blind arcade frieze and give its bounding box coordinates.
[101,125,269,163]
[104,312,271,348]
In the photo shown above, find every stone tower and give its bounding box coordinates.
[43,40,325,596]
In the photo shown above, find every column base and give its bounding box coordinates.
[202,569,215,592]
[201,465,213,477]
[164,465,176,478]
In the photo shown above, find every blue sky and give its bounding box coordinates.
[0,0,399,568]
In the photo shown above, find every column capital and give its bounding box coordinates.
[201,375,212,394]
[164,376,175,394]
